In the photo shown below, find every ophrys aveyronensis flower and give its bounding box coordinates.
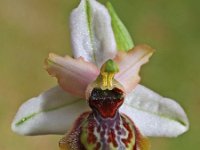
[11,0,189,150]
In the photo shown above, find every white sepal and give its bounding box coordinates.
[11,86,90,135]
[70,0,117,67]
[120,84,189,137]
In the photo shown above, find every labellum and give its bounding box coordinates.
[59,60,150,150]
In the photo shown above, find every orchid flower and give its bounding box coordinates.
[11,0,189,149]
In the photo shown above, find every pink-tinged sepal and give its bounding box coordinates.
[115,44,154,93]
[45,53,99,98]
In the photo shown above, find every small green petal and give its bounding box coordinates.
[106,2,134,52]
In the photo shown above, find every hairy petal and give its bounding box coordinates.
[115,45,154,93]
[11,86,90,135]
[134,126,151,150]
[70,0,117,67]
[45,53,99,98]
[120,84,189,137]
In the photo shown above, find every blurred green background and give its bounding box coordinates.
[0,0,199,149]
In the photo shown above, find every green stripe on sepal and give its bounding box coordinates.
[85,0,96,62]
[106,2,134,52]
[15,113,38,126]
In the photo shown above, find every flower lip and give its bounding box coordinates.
[89,87,125,118]
[86,77,125,101]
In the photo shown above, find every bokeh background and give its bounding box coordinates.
[0,0,199,149]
